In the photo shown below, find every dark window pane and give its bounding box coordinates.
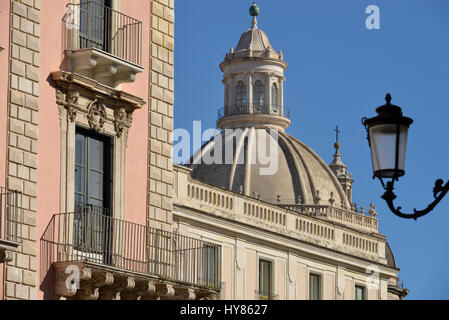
[355,286,365,300]
[310,274,321,300]
[259,260,271,300]
[88,170,104,200]
[75,166,85,193]
[253,80,265,109]
[235,81,247,109]
[75,134,85,165]
[75,193,85,205]
[88,138,104,171]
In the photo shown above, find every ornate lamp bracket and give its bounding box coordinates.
[379,177,449,220]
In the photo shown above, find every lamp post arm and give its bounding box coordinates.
[381,179,449,220]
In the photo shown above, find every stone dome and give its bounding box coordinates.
[188,128,351,208]
[189,5,353,209]
[235,26,274,53]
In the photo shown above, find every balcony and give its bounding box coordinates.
[217,104,291,130]
[62,2,144,88]
[0,187,23,263]
[41,210,222,300]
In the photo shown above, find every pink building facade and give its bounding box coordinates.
[0,0,220,300]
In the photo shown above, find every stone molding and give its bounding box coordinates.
[52,71,144,142]
[52,71,145,224]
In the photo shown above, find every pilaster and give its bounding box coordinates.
[5,0,41,300]
[148,0,175,231]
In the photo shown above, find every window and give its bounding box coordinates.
[75,127,113,210]
[355,285,365,300]
[258,259,272,300]
[79,0,112,52]
[271,84,278,112]
[235,81,247,111]
[74,127,113,257]
[309,273,321,300]
[202,245,218,287]
[253,80,265,111]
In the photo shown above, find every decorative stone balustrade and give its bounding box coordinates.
[174,165,386,264]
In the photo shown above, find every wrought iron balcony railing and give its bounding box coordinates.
[217,104,291,120]
[41,211,222,291]
[0,187,23,245]
[63,2,143,66]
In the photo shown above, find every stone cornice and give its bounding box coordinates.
[173,206,400,278]
[51,71,146,112]
[217,113,291,131]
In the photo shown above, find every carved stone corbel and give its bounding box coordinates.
[115,277,136,291]
[0,250,13,263]
[92,271,114,287]
[66,90,80,122]
[113,107,132,139]
[76,287,100,300]
[116,277,137,300]
[80,267,92,281]
[176,288,196,300]
[136,280,157,300]
[157,283,175,298]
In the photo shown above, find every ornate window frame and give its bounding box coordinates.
[52,71,145,220]
[235,81,247,109]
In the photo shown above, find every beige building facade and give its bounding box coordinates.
[0,1,407,300]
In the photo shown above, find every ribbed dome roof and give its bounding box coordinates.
[188,128,351,208]
[385,242,397,268]
[235,26,274,52]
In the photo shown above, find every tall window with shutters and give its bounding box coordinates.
[258,259,272,300]
[355,285,366,300]
[74,127,113,256]
[253,80,265,112]
[235,81,247,111]
[309,273,321,300]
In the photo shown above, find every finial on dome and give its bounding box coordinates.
[385,93,392,104]
[334,125,341,153]
[249,2,260,16]
[250,2,259,28]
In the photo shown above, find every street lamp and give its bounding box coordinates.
[363,94,449,220]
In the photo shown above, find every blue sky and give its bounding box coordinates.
[174,0,449,299]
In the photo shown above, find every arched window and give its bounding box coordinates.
[271,84,279,112]
[253,80,265,112]
[235,81,247,111]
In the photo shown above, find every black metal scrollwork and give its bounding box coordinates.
[380,178,449,220]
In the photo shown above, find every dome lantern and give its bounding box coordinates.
[218,4,290,131]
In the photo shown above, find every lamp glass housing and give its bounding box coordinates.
[369,123,409,178]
